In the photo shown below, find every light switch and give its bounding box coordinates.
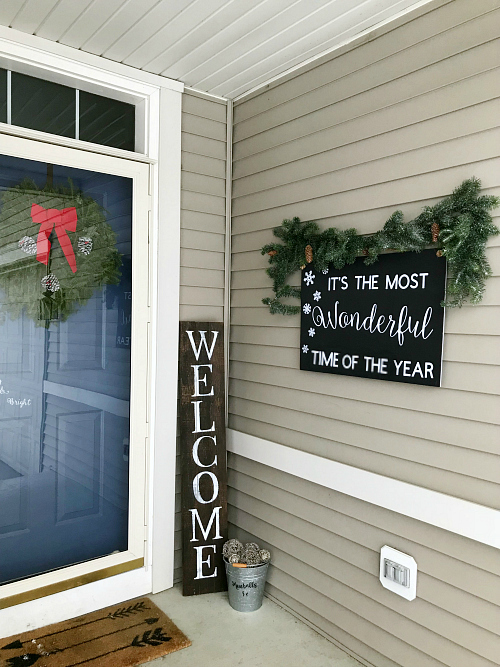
[380,546,417,600]
[384,558,410,587]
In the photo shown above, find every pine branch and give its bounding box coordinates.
[261,178,499,315]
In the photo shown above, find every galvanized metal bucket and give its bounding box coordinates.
[224,558,269,612]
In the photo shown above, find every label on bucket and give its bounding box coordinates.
[232,581,258,590]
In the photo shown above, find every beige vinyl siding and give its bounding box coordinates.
[175,89,227,583]
[230,0,500,663]
[228,455,500,667]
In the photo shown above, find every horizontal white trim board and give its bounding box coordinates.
[227,429,500,550]
[0,121,157,163]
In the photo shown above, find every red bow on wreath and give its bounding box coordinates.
[31,203,78,273]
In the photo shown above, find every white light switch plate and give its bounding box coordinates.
[380,546,417,600]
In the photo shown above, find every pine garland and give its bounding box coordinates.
[0,178,122,326]
[261,178,499,315]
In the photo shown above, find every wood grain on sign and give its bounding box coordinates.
[178,322,228,596]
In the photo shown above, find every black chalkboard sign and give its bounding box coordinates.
[300,250,446,386]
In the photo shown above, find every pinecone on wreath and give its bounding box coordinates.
[431,222,440,243]
[41,273,60,293]
[19,236,37,255]
[78,236,93,255]
[305,244,313,264]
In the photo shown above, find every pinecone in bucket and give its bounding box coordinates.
[240,542,265,565]
[241,549,261,566]
[222,539,271,565]
[223,538,243,559]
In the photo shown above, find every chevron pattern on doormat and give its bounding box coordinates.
[0,597,191,666]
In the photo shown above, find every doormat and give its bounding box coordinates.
[0,597,191,667]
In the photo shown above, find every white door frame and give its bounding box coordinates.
[0,132,150,597]
[0,26,183,635]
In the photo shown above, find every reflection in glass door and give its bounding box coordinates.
[0,154,133,585]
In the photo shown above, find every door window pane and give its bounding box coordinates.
[80,91,135,151]
[4,70,138,151]
[11,72,76,138]
[0,153,133,584]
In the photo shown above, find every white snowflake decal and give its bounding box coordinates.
[322,268,329,274]
[313,291,321,302]
[303,270,315,286]
[308,328,316,337]
[302,345,309,353]
[302,303,311,315]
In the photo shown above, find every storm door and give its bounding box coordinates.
[0,136,149,596]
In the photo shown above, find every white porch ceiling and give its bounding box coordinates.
[0,0,434,99]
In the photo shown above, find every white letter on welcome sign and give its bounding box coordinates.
[191,400,215,433]
[191,364,214,397]
[187,330,219,360]
[194,545,217,579]
[190,507,222,542]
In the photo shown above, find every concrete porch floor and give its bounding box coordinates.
[145,585,363,667]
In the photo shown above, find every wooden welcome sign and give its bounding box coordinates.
[178,322,228,596]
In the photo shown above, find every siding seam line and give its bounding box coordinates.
[229,392,500,449]
[233,64,500,157]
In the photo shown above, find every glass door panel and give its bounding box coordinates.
[0,153,134,585]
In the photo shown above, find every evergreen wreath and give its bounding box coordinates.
[0,177,122,326]
[261,178,499,315]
